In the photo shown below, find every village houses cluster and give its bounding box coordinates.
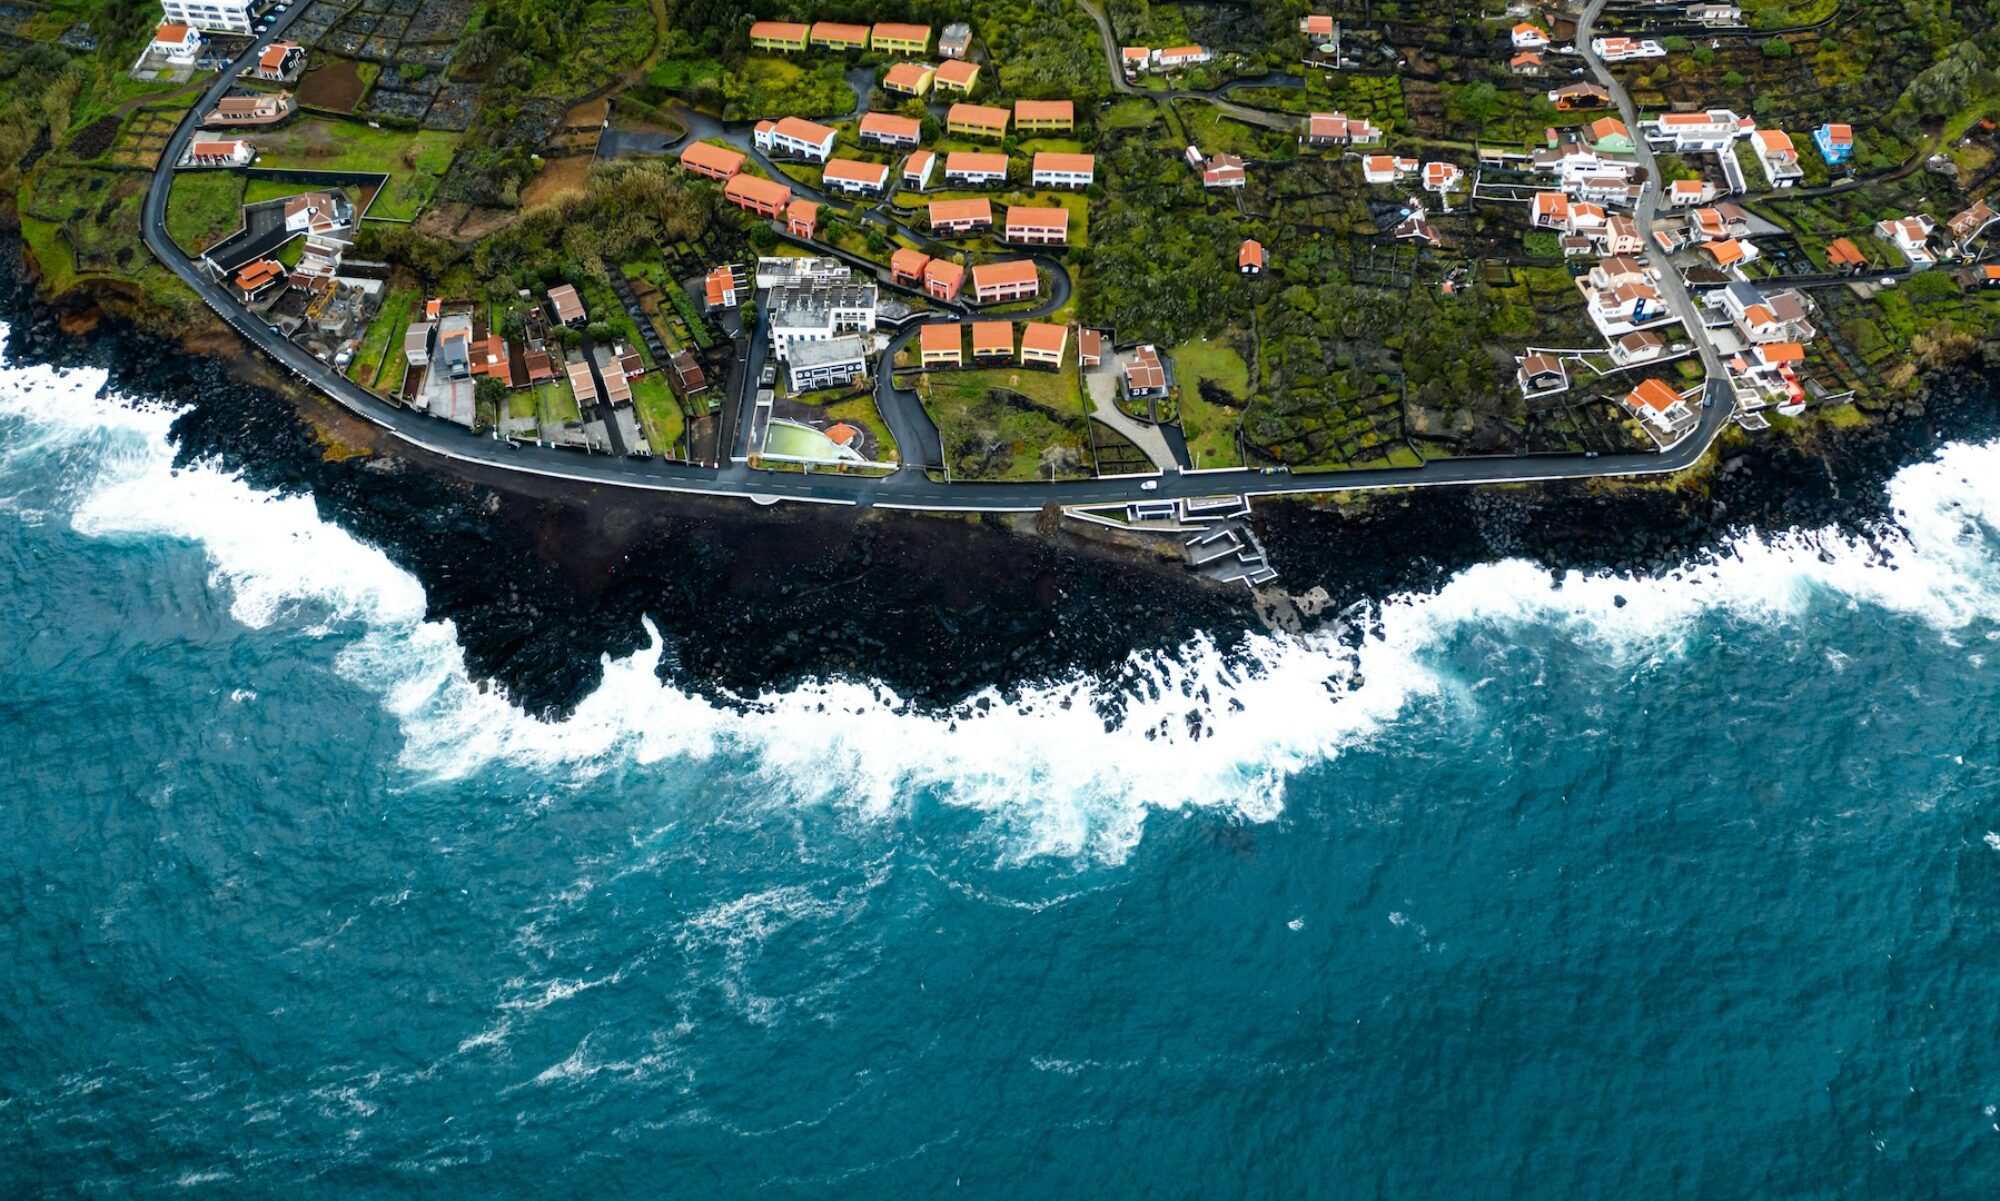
[160,0,1998,471]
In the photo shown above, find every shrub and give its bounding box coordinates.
[1762,37,1794,58]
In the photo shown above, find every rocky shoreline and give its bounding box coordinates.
[6,251,1997,718]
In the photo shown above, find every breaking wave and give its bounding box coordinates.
[6,326,2000,862]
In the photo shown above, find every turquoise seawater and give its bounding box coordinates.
[5,342,2000,1197]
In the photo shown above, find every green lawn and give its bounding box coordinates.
[544,376,582,425]
[247,118,459,220]
[349,289,416,391]
[1172,339,1250,468]
[826,395,898,462]
[243,177,317,205]
[631,373,685,456]
[1101,99,1161,130]
[916,358,1089,480]
[164,171,245,253]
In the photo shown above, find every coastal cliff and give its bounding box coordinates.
[5,246,1997,717]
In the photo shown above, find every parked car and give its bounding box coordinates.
[1140,480,1159,491]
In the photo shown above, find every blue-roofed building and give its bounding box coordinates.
[1813,122,1853,165]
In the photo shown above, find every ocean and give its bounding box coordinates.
[4,329,1999,1197]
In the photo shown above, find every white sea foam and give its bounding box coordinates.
[7,323,2000,862]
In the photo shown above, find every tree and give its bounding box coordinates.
[475,376,508,431]
[1762,37,1793,58]
[1450,81,1501,131]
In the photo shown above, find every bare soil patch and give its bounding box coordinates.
[298,58,369,112]
[520,155,593,212]
[563,98,610,130]
[411,201,521,242]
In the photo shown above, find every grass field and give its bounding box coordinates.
[1172,339,1250,468]
[247,119,459,220]
[916,358,1089,480]
[631,373,685,456]
[165,171,246,253]
[350,289,417,390]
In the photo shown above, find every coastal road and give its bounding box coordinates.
[139,6,1747,513]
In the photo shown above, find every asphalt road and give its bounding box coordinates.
[1574,0,1734,441]
[136,4,1743,514]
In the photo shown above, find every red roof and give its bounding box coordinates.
[724,173,791,209]
[1006,206,1069,232]
[1015,99,1074,123]
[935,60,979,87]
[770,116,836,145]
[822,158,889,186]
[1629,379,1683,412]
[971,321,1013,354]
[1239,239,1265,268]
[1020,322,1067,356]
[860,112,922,141]
[750,20,809,40]
[945,151,1008,176]
[971,260,1038,290]
[1033,152,1095,175]
[872,22,931,43]
[929,197,993,225]
[947,103,1010,131]
[920,323,961,355]
[811,21,870,43]
[679,141,744,175]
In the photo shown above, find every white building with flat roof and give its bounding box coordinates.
[161,0,255,34]
[787,335,870,391]
[768,278,878,360]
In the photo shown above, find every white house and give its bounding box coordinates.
[281,192,352,236]
[1588,256,1649,292]
[160,0,254,34]
[149,22,203,63]
[1612,330,1666,365]
[1875,215,1937,265]
[1590,278,1664,325]
[1031,152,1095,189]
[1592,37,1666,61]
[1643,109,1748,153]
[1751,129,1803,188]
[1362,155,1418,183]
[1623,378,1695,436]
[821,158,890,195]
[1422,161,1461,197]
[753,116,838,162]
[1666,178,1718,207]
[1302,111,1380,147]
[943,151,1010,187]
[1719,281,1816,344]
[1154,45,1212,69]
[1568,176,1641,206]
[1511,23,1550,50]
[183,137,252,167]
